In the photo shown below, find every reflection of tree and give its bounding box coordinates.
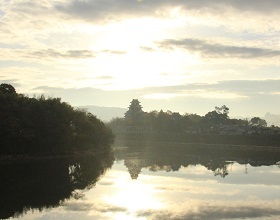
[0,152,114,219]
[115,142,280,180]
[203,160,232,178]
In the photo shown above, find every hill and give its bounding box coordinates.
[76,105,127,122]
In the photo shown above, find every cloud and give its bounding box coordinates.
[0,48,128,63]
[2,0,280,37]
[95,76,114,80]
[28,49,95,59]
[54,0,280,22]
[54,0,158,22]
[0,49,96,62]
[141,79,280,100]
[157,38,280,59]
[27,86,136,107]
[139,46,157,52]
[23,79,280,108]
[142,91,247,100]
[0,79,21,88]
[51,0,280,35]
[101,50,127,55]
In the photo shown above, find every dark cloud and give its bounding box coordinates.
[54,0,280,21]
[157,38,280,58]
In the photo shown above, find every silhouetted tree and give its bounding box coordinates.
[250,117,267,127]
[203,105,230,127]
[0,85,114,155]
[0,83,16,94]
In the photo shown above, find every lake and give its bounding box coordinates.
[2,140,280,220]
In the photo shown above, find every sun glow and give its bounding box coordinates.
[103,176,163,214]
[82,17,201,90]
[87,48,200,90]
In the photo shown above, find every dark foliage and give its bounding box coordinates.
[0,84,114,155]
[0,152,114,219]
[110,99,277,136]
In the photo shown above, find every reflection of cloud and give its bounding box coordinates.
[62,201,93,212]
[97,181,115,186]
[157,38,280,59]
[155,182,240,197]
[62,200,127,213]
[137,200,280,220]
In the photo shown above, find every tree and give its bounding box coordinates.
[215,105,229,115]
[0,84,16,94]
[0,84,114,154]
[203,105,230,127]
[250,117,267,127]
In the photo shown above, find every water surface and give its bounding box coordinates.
[3,141,280,220]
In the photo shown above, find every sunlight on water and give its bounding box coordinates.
[104,175,163,212]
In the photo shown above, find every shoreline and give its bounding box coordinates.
[113,138,280,152]
[114,132,280,148]
[0,149,112,164]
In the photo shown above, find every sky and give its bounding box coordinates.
[1,0,280,118]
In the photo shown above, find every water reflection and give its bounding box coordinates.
[0,151,114,219]
[114,141,280,179]
[3,142,280,220]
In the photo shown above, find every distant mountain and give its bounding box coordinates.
[76,105,127,122]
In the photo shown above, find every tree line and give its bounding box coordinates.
[0,84,114,155]
[109,99,276,134]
